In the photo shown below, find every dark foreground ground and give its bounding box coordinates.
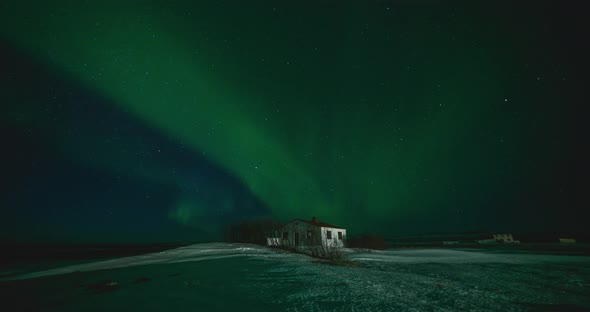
[1,243,589,311]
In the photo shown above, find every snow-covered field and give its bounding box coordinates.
[1,243,589,311]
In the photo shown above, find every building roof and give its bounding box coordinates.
[285,218,346,230]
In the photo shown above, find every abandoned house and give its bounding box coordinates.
[267,217,346,248]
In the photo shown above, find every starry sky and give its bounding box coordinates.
[0,1,586,243]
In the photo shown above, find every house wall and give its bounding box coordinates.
[321,227,347,247]
[276,221,346,247]
[280,221,321,247]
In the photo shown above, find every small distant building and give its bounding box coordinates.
[267,217,346,248]
[493,234,514,243]
[493,234,520,244]
[443,241,459,246]
[559,238,576,243]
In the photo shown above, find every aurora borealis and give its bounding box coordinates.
[0,1,585,243]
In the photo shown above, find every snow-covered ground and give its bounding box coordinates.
[1,243,589,311]
[6,243,281,280]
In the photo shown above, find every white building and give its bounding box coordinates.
[269,217,346,248]
[493,233,519,243]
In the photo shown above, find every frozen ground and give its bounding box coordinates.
[1,243,589,311]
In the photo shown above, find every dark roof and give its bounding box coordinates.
[285,219,345,229]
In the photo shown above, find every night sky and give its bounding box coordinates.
[1,1,586,243]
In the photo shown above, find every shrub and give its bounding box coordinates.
[307,243,344,260]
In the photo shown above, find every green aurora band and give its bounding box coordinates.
[1,2,569,236]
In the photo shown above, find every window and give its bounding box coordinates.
[306,231,313,239]
[338,232,343,240]
[282,231,288,239]
[326,230,332,239]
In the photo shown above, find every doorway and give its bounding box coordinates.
[294,232,299,246]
